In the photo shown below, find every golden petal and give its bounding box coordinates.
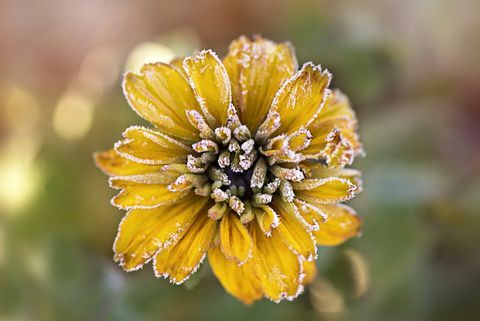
[109,177,190,210]
[223,36,298,133]
[250,223,303,302]
[94,148,162,176]
[313,204,362,246]
[153,210,217,284]
[301,260,317,285]
[114,126,191,165]
[266,62,331,136]
[253,205,279,236]
[271,199,317,261]
[184,50,231,127]
[302,90,363,165]
[113,196,209,271]
[208,245,263,304]
[292,177,358,205]
[219,212,253,265]
[301,165,363,192]
[122,63,201,141]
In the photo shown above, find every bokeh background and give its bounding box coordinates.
[1,0,479,320]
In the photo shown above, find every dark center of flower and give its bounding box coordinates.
[181,115,305,222]
[224,164,255,199]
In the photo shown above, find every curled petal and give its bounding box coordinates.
[292,177,358,204]
[302,90,363,165]
[313,204,362,246]
[302,165,363,192]
[293,198,326,230]
[253,205,279,236]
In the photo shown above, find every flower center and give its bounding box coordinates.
[178,110,305,222]
[224,164,254,199]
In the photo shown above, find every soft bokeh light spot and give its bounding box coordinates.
[5,86,41,133]
[53,91,94,140]
[0,137,41,214]
[76,45,121,101]
[125,42,175,72]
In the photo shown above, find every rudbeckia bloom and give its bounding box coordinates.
[95,36,364,304]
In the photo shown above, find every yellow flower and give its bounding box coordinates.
[94,36,364,304]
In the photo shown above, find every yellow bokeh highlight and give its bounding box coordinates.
[0,137,41,214]
[125,42,175,73]
[53,91,94,140]
[5,86,41,133]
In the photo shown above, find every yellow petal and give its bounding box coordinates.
[153,210,216,284]
[115,126,191,165]
[94,148,162,176]
[301,260,317,285]
[302,90,363,165]
[313,204,362,246]
[293,198,326,230]
[223,36,298,132]
[169,57,187,76]
[292,177,358,205]
[253,205,279,236]
[123,63,201,141]
[267,62,331,136]
[250,224,303,302]
[302,166,363,192]
[109,164,189,187]
[271,200,317,261]
[219,212,253,265]
[184,50,231,127]
[208,245,263,304]
[110,179,190,209]
[113,196,209,271]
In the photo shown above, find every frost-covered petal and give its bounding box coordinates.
[94,148,162,176]
[252,205,279,236]
[292,177,358,205]
[223,35,298,133]
[302,90,363,166]
[115,126,191,165]
[208,245,263,304]
[293,198,326,230]
[250,223,303,302]
[113,196,209,271]
[123,63,201,141]
[153,210,216,284]
[109,177,190,209]
[266,62,331,136]
[313,204,362,246]
[271,199,317,261]
[302,166,363,192]
[301,260,317,285]
[184,50,231,127]
[219,212,253,265]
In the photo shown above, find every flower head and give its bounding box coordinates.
[95,36,364,304]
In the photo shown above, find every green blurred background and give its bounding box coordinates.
[1,0,479,320]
